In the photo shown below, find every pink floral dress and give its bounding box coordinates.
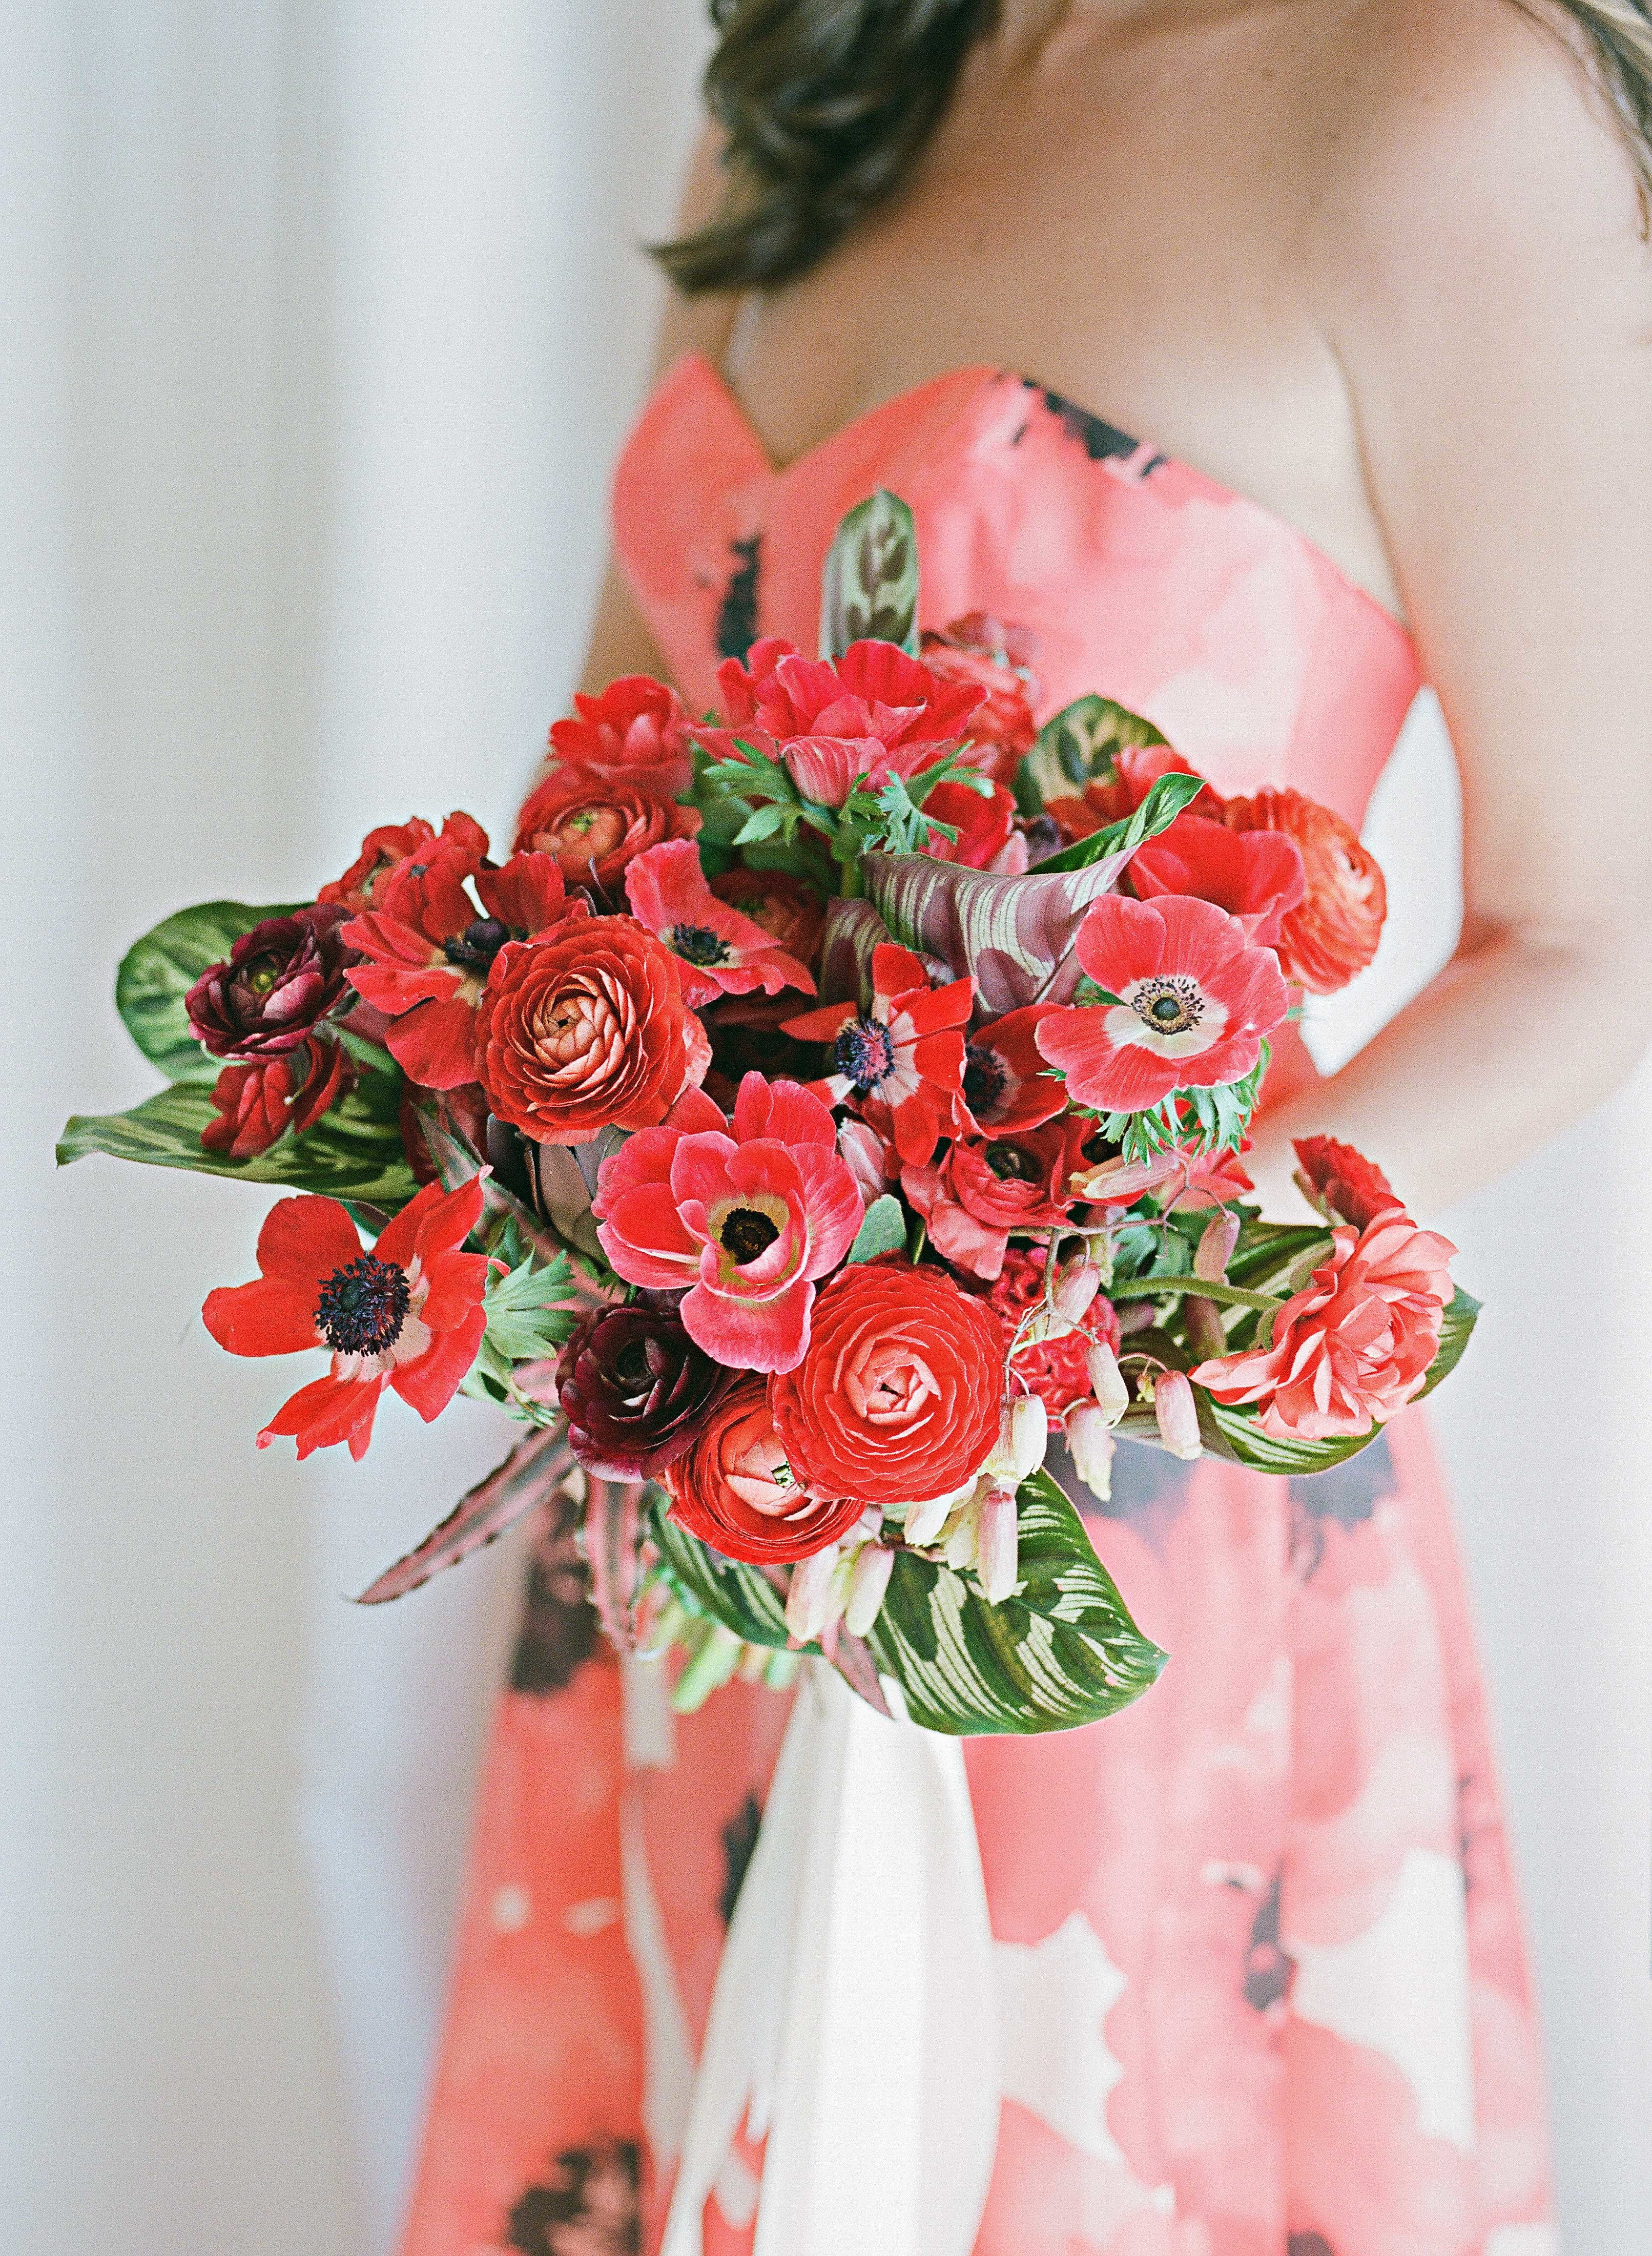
[398,359,1555,2256]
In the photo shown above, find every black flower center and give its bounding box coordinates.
[963,1041,1006,1116]
[612,1335,661,1392]
[315,1252,410,1355]
[986,1141,1040,1182]
[443,915,511,971]
[670,922,731,968]
[719,1207,781,1265]
[833,1014,897,1094]
[1131,976,1204,1039]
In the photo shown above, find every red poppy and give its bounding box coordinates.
[1128,812,1306,949]
[1046,744,1221,840]
[919,779,1019,870]
[961,1004,1068,1137]
[662,1376,867,1564]
[901,1115,1088,1281]
[201,1178,489,1461]
[201,1033,353,1160]
[343,844,578,1089]
[545,674,691,797]
[592,1074,863,1373]
[1222,787,1387,994]
[1035,894,1289,1114]
[317,811,490,913]
[514,765,702,894]
[783,942,972,1167]
[623,840,816,1009]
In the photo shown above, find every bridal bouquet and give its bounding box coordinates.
[61,494,1475,1735]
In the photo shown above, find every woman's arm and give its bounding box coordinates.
[1246,13,1652,1220]
[576,124,743,698]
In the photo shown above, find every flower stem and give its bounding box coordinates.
[1110,1276,1282,1315]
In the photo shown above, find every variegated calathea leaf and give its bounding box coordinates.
[861,844,1138,1016]
[819,488,920,660]
[647,1492,792,1650]
[867,1468,1166,1735]
[353,1423,580,1603]
[1015,693,1168,815]
[115,898,306,1083]
[817,894,896,1009]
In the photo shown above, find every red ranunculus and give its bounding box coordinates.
[919,613,1040,787]
[1128,812,1306,949]
[186,905,351,1061]
[985,1246,1123,1419]
[961,1004,1068,1137]
[1192,1212,1456,1441]
[344,843,578,1088]
[902,1116,1088,1282]
[592,1074,863,1372]
[1046,744,1221,840]
[624,840,815,1009]
[783,942,972,1167]
[708,867,828,972]
[514,765,701,894]
[662,1375,867,1564]
[1222,787,1387,994]
[473,917,710,1145]
[317,811,490,913]
[767,1260,1006,1507]
[201,1177,488,1460]
[1293,1136,1406,1232]
[201,1033,353,1159]
[545,674,691,797]
[919,778,1020,870]
[1035,894,1289,1114]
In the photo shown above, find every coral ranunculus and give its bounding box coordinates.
[556,1299,732,1480]
[474,918,710,1145]
[1192,1212,1457,1441]
[1293,1135,1406,1232]
[201,1178,488,1460]
[624,840,816,1009]
[1035,893,1289,1114]
[767,1260,1006,1507]
[1222,787,1387,994]
[662,1376,867,1564]
[186,905,351,1060]
[545,674,692,797]
[592,1074,863,1372]
[902,1117,1086,1281]
[783,942,972,1167]
[514,764,701,894]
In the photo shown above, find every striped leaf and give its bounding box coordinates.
[819,489,920,659]
[116,899,304,1083]
[647,1492,792,1650]
[867,1469,1166,1736]
[353,1424,579,1604]
[1015,694,1167,815]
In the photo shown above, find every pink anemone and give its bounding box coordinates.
[623,839,816,1008]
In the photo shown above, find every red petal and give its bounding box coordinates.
[375,1178,448,1272]
[406,1174,486,1269]
[419,1248,491,1333]
[391,1306,486,1421]
[202,1277,319,1357]
[254,1195,362,1291]
[258,1371,382,1459]
[386,994,482,1090]
[780,998,856,1043]
[870,943,931,1002]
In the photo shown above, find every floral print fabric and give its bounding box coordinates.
[397,361,1554,2256]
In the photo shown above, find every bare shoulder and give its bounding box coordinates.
[1299,0,1650,280]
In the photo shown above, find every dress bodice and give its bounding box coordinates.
[613,354,1422,831]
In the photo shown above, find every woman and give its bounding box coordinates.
[399,5,1652,2251]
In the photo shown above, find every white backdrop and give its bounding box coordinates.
[3,6,1648,2254]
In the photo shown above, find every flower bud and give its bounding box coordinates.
[904,1482,968,1549]
[1086,1339,1130,1425]
[844,1541,896,1636]
[785,1544,841,1644]
[989,1391,1049,1486]
[1066,1405,1116,1504]
[1182,1292,1227,1364]
[1053,1259,1103,1325]
[944,1490,984,1571]
[976,1486,1020,1603]
[1153,1369,1202,1462]
[1195,1210,1241,1283]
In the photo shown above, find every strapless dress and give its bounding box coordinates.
[397,357,1555,2256]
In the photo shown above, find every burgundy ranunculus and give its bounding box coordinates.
[556,1300,732,1480]
[186,905,351,1060]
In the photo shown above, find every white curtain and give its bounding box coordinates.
[2,7,1647,2254]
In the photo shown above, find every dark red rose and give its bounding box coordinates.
[514,764,701,894]
[186,904,351,1060]
[662,1375,867,1564]
[200,1032,353,1159]
[557,1301,732,1481]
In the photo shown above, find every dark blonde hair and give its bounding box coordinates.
[657,0,1652,295]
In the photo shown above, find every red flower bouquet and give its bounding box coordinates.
[61,488,1477,1737]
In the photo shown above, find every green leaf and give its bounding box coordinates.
[647,1493,793,1650]
[818,488,920,659]
[1015,696,1168,815]
[479,1248,577,1363]
[57,1071,418,1207]
[868,1469,1166,1736]
[847,1194,906,1263]
[1034,770,1206,876]
[115,899,304,1083]
[1417,1286,1481,1400]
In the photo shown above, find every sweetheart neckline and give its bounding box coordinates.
[675,351,1411,642]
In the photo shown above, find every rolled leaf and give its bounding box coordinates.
[866,1468,1166,1735]
[647,1491,792,1650]
[57,1073,417,1207]
[819,488,920,659]
[116,899,304,1083]
[1015,695,1167,815]
[1033,769,1206,876]
[584,1477,651,1652]
[353,1423,578,1603]
[818,895,894,1008]
[862,844,1136,1015]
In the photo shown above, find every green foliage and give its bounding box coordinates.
[461,1236,579,1420]
[647,1493,793,1650]
[1034,769,1206,876]
[1015,695,1169,815]
[846,1194,906,1263]
[115,899,304,1083]
[819,488,920,658]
